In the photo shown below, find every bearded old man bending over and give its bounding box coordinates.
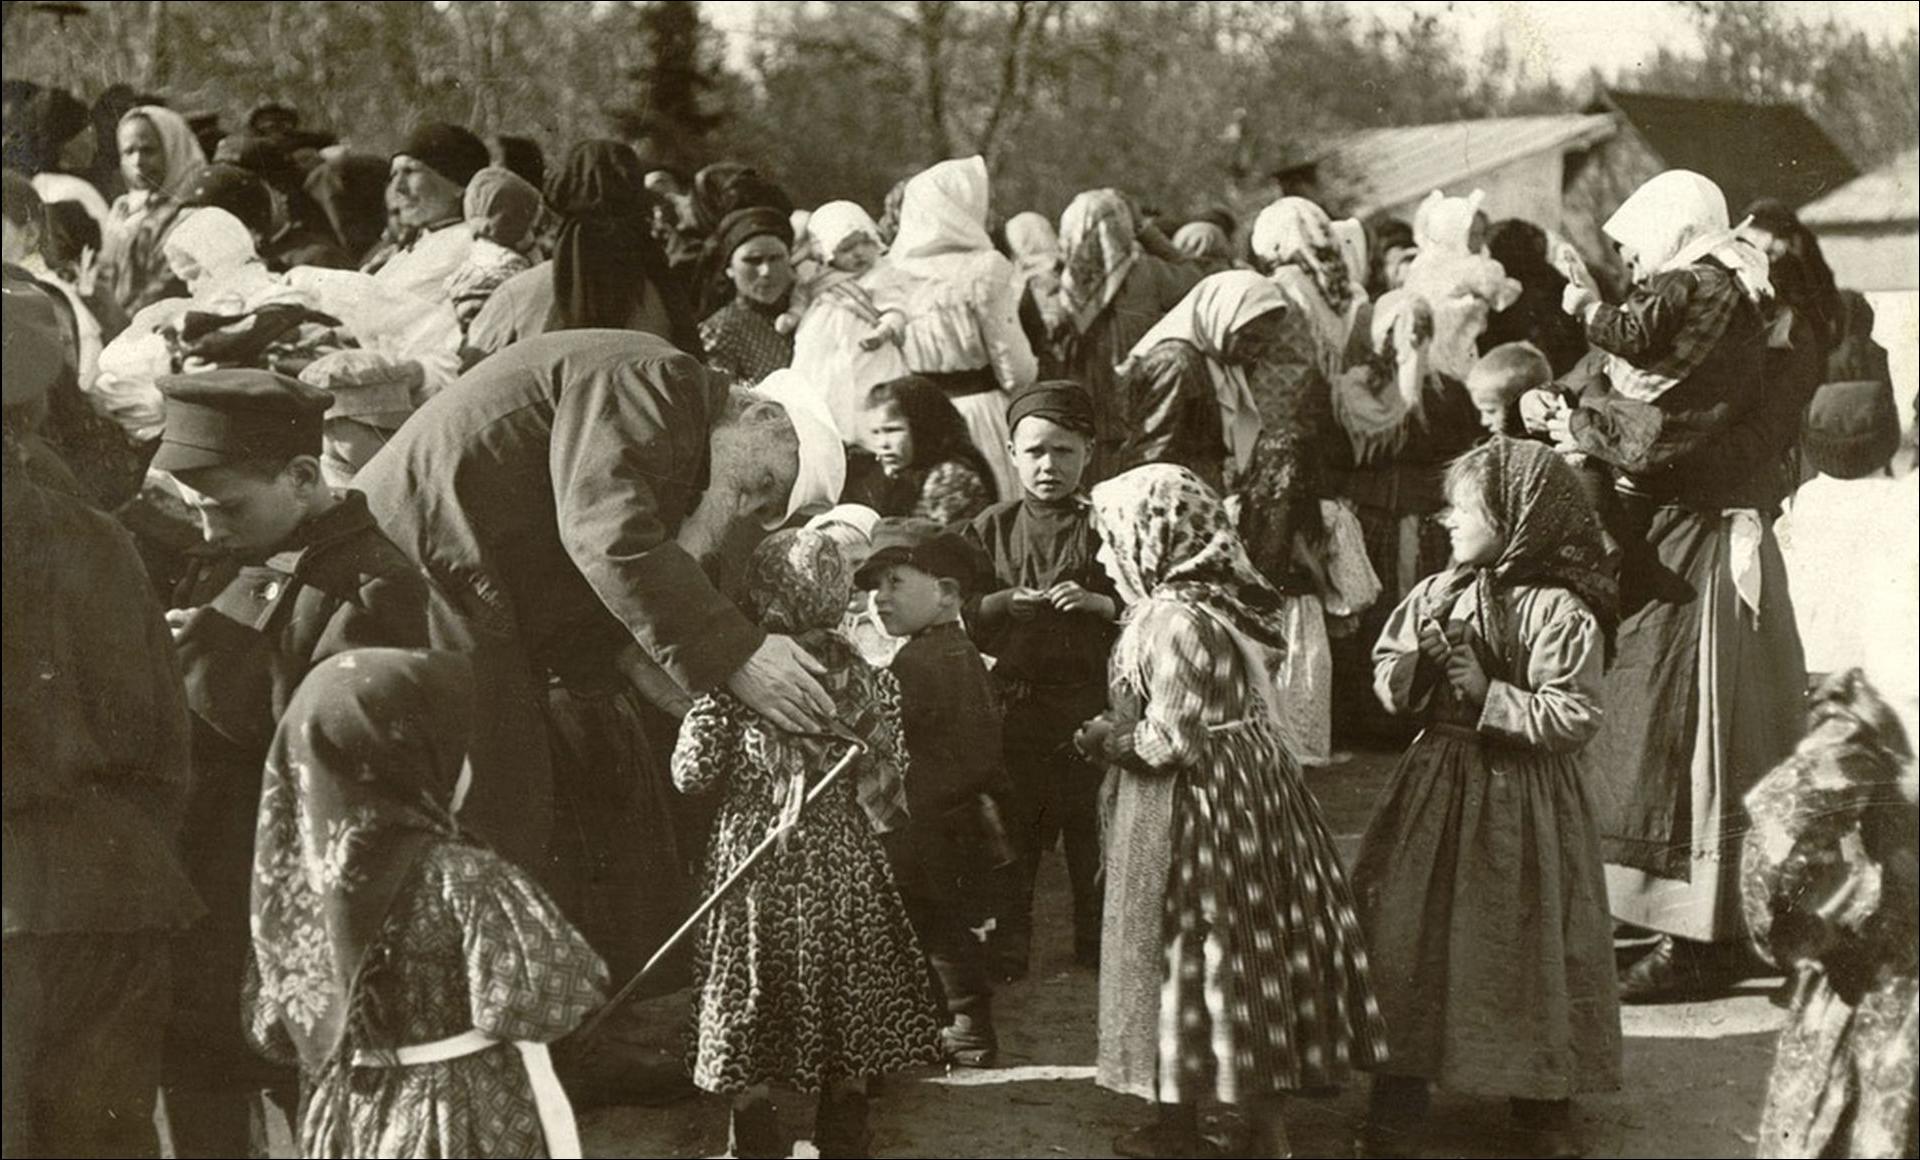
[355,330,844,996]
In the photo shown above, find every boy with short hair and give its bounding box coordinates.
[855,519,1009,1067]
[966,380,1118,977]
[154,368,436,1157]
[1466,341,1552,438]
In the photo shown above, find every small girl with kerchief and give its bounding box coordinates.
[1352,437,1622,1159]
[445,167,543,335]
[672,529,942,1160]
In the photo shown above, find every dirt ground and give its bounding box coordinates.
[581,750,1788,1160]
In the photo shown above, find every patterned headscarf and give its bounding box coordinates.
[1058,188,1141,334]
[1091,463,1291,660]
[1427,436,1618,655]
[248,649,476,1073]
[743,528,850,638]
[1251,196,1355,316]
[738,528,905,838]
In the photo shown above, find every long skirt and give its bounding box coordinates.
[948,389,1019,504]
[1097,719,1387,1104]
[1594,504,1805,943]
[1350,724,1622,1099]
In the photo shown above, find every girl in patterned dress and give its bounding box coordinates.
[245,649,609,1159]
[1352,437,1622,1159]
[1076,463,1388,1159]
[673,529,943,1160]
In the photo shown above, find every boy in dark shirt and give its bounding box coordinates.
[155,369,436,1155]
[857,519,1009,1067]
[967,381,1118,976]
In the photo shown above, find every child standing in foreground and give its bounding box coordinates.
[246,649,608,1159]
[856,518,1012,1068]
[672,530,941,1160]
[1079,464,1387,1160]
[966,380,1119,976]
[1353,437,1622,1159]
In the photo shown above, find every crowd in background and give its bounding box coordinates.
[3,78,1916,1160]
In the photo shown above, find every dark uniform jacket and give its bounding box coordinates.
[354,329,764,860]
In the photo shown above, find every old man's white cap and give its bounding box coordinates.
[752,369,847,528]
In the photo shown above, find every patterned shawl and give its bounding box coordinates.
[249,648,476,1073]
[1092,463,1292,668]
[1119,270,1287,478]
[1058,188,1141,334]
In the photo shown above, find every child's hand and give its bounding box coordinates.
[1445,641,1490,704]
[1008,587,1049,620]
[1562,282,1600,319]
[1074,715,1114,759]
[1518,388,1562,435]
[1048,581,1114,619]
[1417,618,1451,664]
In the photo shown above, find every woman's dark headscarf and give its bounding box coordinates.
[303,152,389,263]
[546,139,698,353]
[1744,198,1842,351]
[1481,218,1587,375]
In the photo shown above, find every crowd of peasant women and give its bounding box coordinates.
[2,82,1915,1160]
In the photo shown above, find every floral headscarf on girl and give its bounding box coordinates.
[1426,436,1618,658]
[1092,463,1291,664]
[738,528,909,839]
[1058,188,1141,334]
[248,649,478,1074]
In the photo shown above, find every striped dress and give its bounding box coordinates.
[1097,596,1388,1104]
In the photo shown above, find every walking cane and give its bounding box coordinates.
[574,726,869,1043]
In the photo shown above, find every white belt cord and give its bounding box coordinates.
[353,1030,582,1159]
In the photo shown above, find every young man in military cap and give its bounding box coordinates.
[155,368,436,1156]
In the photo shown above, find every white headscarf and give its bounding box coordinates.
[1604,169,1770,299]
[118,105,207,209]
[1119,270,1287,477]
[1058,189,1141,333]
[808,200,883,266]
[163,207,295,311]
[887,156,992,270]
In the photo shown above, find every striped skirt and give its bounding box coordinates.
[1147,719,1388,1104]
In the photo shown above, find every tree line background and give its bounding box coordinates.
[2,0,1914,220]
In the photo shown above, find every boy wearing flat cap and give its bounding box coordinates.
[156,368,436,1156]
[856,518,1011,1067]
[965,380,1118,978]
